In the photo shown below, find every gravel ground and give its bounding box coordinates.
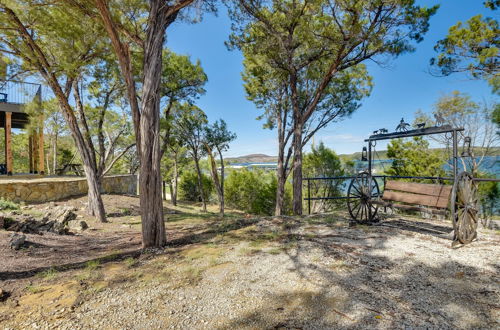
[1,214,499,329]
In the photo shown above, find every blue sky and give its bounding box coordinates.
[166,0,496,157]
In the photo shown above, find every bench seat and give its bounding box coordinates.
[374,180,452,215]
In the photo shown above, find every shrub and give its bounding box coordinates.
[0,198,19,210]
[179,170,214,202]
[225,169,290,215]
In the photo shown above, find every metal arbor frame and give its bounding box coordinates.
[304,124,500,245]
[355,125,464,226]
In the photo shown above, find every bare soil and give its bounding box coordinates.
[0,195,499,329]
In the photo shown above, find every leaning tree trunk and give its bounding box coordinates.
[292,122,304,215]
[193,155,207,212]
[207,148,223,216]
[84,167,106,222]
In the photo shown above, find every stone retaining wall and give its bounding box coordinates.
[0,175,137,203]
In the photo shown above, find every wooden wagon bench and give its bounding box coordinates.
[373,180,452,216]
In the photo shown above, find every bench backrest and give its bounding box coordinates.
[382,180,452,209]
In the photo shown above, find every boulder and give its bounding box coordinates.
[48,206,78,225]
[9,233,26,250]
[68,220,88,232]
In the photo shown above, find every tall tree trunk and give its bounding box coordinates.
[292,122,303,215]
[171,156,178,206]
[217,148,225,217]
[52,133,57,175]
[138,0,168,247]
[193,155,207,212]
[275,112,286,216]
[85,168,106,222]
[206,146,223,216]
[275,153,286,216]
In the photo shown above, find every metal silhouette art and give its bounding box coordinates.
[371,128,388,136]
[395,118,410,132]
[416,122,426,129]
[434,112,445,126]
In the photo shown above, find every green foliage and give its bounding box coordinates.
[431,3,499,93]
[179,170,214,202]
[224,169,289,215]
[161,49,207,104]
[494,103,500,133]
[205,119,237,154]
[303,142,344,211]
[478,177,500,216]
[386,137,447,179]
[229,0,437,129]
[37,268,58,280]
[0,198,19,210]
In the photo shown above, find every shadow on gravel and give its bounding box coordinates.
[222,220,498,329]
[378,218,454,239]
[0,214,258,281]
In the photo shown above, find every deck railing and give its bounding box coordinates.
[0,79,41,105]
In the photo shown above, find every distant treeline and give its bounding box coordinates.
[339,147,500,162]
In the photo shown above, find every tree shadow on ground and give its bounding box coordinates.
[221,219,498,329]
[0,213,258,281]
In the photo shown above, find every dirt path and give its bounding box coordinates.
[1,207,498,329]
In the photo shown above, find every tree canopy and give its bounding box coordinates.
[431,1,499,93]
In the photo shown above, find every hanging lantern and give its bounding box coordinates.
[461,136,472,157]
[361,146,368,161]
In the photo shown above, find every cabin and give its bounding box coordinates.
[0,78,44,175]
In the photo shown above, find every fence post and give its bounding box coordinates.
[307,179,311,215]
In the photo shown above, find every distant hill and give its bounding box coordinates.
[228,147,500,164]
[226,154,278,164]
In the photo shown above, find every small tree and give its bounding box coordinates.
[162,141,190,206]
[42,99,67,175]
[204,119,236,216]
[303,142,344,213]
[386,137,447,180]
[160,49,208,157]
[415,91,499,174]
[172,103,208,211]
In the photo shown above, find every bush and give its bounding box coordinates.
[0,198,19,210]
[225,169,290,215]
[179,170,214,202]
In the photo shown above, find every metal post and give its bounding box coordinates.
[368,142,372,175]
[452,130,458,180]
[307,179,311,215]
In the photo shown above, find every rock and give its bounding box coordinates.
[0,215,4,229]
[51,206,78,225]
[68,220,88,231]
[9,233,26,250]
[0,288,10,302]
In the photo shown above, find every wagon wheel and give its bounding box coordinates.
[451,172,479,244]
[347,172,380,223]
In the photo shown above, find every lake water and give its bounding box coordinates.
[229,156,499,177]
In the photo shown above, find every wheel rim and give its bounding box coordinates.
[347,172,379,223]
[452,172,478,244]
